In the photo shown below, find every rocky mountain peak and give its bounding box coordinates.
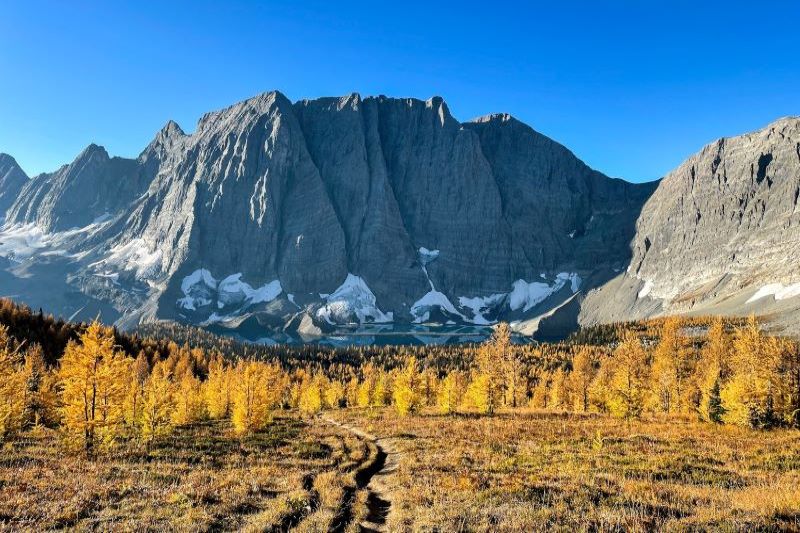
[2,90,796,341]
[0,153,29,215]
[75,143,110,162]
[469,112,516,124]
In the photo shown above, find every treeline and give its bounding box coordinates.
[0,299,174,366]
[566,315,750,346]
[2,299,799,456]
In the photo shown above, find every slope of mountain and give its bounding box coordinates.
[0,154,28,217]
[3,92,796,342]
[581,116,800,336]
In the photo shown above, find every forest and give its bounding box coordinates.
[0,298,799,530]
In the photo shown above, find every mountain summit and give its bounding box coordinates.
[1,93,797,341]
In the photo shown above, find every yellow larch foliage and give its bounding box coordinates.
[649,316,690,414]
[324,380,346,409]
[696,317,730,423]
[372,370,392,407]
[231,361,275,435]
[204,356,232,419]
[437,371,466,415]
[569,347,596,412]
[0,326,26,440]
[721,316,786,427]
[172,371,205,425]
[22,343,60,428]
[356,364,381,408]
[393,357,422,416]
[420,368,439,407]
[608,332,649,419]
[548,368,571,411]
[57,322,131,454]
[462,372,499,415]
[299,374,325,414]
[123,350,150,429]
[530,373,551,410]
[467,328,507,415]
[588,357,615,413]
[140,361,174,444]
[345,377,360,407]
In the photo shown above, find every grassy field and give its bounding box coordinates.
[2,410,799,531]
[329,409,800,532]
[0,415,387,532]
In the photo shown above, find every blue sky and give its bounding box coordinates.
[1,1,798,182]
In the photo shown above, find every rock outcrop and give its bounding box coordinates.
[581,116,800,335]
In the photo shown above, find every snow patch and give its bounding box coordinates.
[217,273,282,307]
[177,269,217,310]
[411,290,464,323]
[316,274,392,324]
[638,280,654,299]
[458,293,506,325]
[418,247,440,265]
[746,282,800,304]
[99,239,163,280]
[509,280,554,312]
[0,224,48,260]
[508,272,581,312]
[557,272,582,293]
[178,269,282,311]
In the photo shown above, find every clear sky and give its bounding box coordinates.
[1,0,798,182]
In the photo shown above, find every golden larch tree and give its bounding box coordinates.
[204,355,232,419]
[721,316,785,427]
[569,347,596,412]
[0,326,26,439]
[695,317,730,423]
[231,361,273,435]
[57,322,131,454]
[172,371,205,425]
[140,361,175,444]
[299,374,325,414]
[393,357,422,416]
[608,332,649,419]
[437,370,466,415]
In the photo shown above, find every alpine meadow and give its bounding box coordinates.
[2,1,800,531]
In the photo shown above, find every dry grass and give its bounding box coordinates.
[0,416,360,531]
[328,408,800,532]
[2,410,798,531]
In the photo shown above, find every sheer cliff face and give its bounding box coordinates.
[0,91,656,334]
[581,116,800,334]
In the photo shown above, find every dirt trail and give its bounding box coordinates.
[322,417,400,532]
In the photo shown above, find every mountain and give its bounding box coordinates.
[0,154,29,217]
[1,91,796,342]
[581,116,800,336]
